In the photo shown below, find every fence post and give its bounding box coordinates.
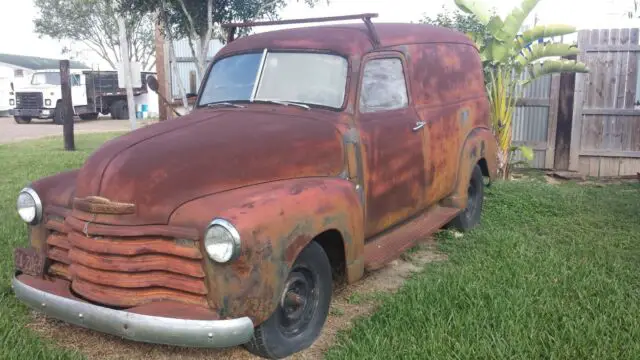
[59,60,75,151]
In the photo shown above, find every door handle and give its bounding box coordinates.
[412,121,426,131]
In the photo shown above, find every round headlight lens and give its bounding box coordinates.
[204,219,241,263]
[17,188,42,224]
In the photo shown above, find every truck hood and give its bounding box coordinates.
[15,85,57,93]
[73,108,345,225]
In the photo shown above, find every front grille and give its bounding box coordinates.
[16,92,43,109]
[44,210,208,308]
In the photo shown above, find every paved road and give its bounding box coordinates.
[0,116,133,144]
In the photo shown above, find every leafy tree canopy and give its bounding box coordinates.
[33,0,155,70]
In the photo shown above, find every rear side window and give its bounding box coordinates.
[359,58,408,113]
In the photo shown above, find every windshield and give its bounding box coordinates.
[31,72,61,86]
[31,72,81,86]
[198,51,348,109]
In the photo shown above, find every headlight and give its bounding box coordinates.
[45,99,51,106]
[16,188,42,225]
[9,99,14,106]
[204,218,241,263]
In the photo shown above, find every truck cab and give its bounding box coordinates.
[11,69,90,124]
[11,15,497,360]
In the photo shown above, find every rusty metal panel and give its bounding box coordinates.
[512,73,553,169]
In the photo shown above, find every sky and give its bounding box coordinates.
[0,0,638,71]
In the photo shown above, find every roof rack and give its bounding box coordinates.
[221,13,381,48]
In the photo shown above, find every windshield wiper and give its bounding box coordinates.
[206,102,246,108]
[262,100,310,110]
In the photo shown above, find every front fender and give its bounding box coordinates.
[444,127,497,209]
[169,177,364,325]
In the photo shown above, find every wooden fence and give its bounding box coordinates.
[514,27,640,178]
[569,28,640,177]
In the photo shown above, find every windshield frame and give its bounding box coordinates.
[196,48,351,112]
[30,72,81,86]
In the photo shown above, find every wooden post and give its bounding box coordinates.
[117,16,137,129]
[59,60,75,151]
[154,20,168,121]
[554,55,577,170]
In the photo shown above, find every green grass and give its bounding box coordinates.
[1,133,639,359]
[326,178,640,360]
[0,133,122,360]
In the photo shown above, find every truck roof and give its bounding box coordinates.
[217,23,476,59]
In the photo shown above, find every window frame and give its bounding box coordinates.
[195,49,352,112]
[356,52,412,115]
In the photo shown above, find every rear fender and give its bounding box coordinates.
[443,127,497,209]
[169,177,364,325]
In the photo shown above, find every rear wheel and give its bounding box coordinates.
[448,164,484,231]
[110,100,128,120]
[244,241,332,359]
[79,113,99,121]
[53,102,64,125]
[13,116,31,124]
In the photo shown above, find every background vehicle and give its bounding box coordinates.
[11,69,157,124]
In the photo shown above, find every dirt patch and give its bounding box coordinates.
[26,239,448,360]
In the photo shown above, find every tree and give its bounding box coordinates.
[453,0,589,180]
[120,0,320,107]
[33,0,156,71]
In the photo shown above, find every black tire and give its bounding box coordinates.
[53,102,64,125]
[79,113,99,121]
[448,164,484,231]
[13,116,31,124]
[110,100,128,120]
[244,241,332,359]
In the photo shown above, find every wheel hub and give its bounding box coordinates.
[278,268,318,337]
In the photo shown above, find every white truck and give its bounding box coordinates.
[10,69,156,124]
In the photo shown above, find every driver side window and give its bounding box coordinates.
[359,58,408,113]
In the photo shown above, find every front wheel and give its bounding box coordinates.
[13,116,31,124]
[53,102,64,125]
[244,241,332,359]
[448,164,484,231]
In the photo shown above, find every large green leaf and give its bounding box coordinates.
[496,0,541,42]
[516,42,580,67]
[523,59,589,85]
[514,24,577,50]
[490,41,510,63]
[454,0,493,25]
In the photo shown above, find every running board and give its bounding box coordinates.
[363,206,460,271]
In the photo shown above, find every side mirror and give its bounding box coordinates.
[145,74,183,117]
[10,82,14,91]
[146,75,159,93]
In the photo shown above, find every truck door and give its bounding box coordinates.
[355,52,429,238]
[71,74,87,107]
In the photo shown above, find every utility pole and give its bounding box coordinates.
[117,16,137,130]
[59,60,75,151]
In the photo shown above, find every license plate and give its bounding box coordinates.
[14,247,46,277]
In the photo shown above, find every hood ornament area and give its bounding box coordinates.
[73,196,136,215]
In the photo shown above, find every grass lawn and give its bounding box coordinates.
[327,176,640,359]
[1,133,640,359]
[0,133,123,360]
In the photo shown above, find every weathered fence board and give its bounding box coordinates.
[570,28,640,177]
[511,72,558,169]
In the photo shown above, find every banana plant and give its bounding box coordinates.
[454,0,589,179]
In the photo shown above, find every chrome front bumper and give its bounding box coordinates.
[12,275,254,348]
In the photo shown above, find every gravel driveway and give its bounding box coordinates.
[0,116,134,144]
